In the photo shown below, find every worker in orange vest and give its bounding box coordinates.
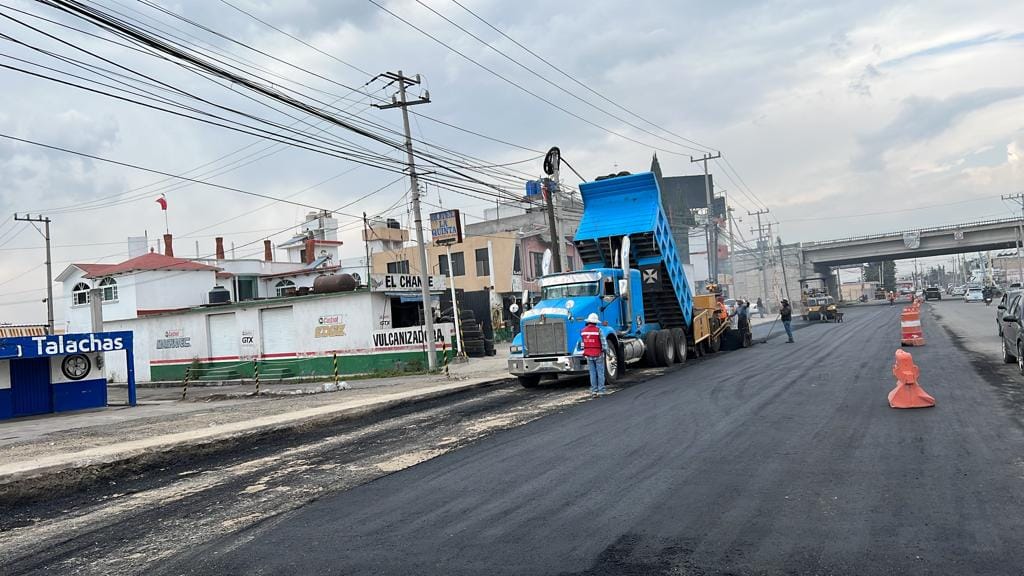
[716,297,729,324]
[581,313,607,397]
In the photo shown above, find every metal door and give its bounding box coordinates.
[208,313,239,359]
[260,307,294,356]
[11,357,52,416]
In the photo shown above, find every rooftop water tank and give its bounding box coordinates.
[313,274,357,294]
[209,285,231,304]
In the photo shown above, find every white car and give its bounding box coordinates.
[964,288,984,302]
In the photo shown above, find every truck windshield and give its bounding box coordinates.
[542,282,600,300]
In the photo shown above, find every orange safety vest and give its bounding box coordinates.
[581,324,603,358]
[717,302,728,321]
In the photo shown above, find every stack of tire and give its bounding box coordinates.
[460,310,487,358]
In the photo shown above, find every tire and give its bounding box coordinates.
[670,328,688,364]
[1003,338,1016,364]
[1018,342,1024,375]
[604,338,620,383]
[643,331,659,366]
[654,330,675,367]
[709,334,722,353]
[999,324,1004,337]
[518,375,540,388]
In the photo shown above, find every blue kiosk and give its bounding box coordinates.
[0,331,135,420]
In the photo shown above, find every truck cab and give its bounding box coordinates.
[508,268,644,388]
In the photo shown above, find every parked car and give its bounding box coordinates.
[997,289,1023,336]
[724,298,738,316]
[951,285,967,296]
[1000,293,1024,374]
[964,287,985,303]
[924,287,942,301]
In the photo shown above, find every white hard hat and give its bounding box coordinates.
[586,313,600,324]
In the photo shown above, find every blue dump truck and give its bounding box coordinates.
[508,171,729,388]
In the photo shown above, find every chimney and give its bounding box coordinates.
[305,238,316,264]
[163,233,174,257]
[264,240,273,262]
[215,237,225,260]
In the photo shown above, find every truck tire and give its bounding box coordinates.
[518,375,541,388]
[604,339,620,383]
[670,328,687,364]
[655,330,675,367]
[643,331,659,366]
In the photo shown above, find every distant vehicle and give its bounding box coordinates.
[999,292,1024,374]
[997,289,1023,336]
[964,287,985,303]
[924,287,942,301]
[802,296,838,321]
[951,285,967,297]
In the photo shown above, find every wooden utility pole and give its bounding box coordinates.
[373,71,438,370]
[14,214,54,333]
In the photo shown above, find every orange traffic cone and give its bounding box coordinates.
[888,349,935,409]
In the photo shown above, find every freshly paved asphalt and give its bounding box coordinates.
[160,302,1024,576]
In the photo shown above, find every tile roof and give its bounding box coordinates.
[82,252,220,278]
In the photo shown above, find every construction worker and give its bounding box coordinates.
[756,297,765,319]
[716,296,729,324]
[581,313,607,397]
[780,299,794,343]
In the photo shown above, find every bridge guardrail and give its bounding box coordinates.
[803,216,1023,248]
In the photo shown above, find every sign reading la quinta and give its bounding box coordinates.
[429,209,462,245]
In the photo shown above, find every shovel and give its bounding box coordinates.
[760,314,781,344]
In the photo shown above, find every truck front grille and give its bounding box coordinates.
[524,320,567,356]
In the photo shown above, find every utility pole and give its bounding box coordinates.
[691,152,722,282]
[14,214,54,334]
[542,147,563,273]
[777,236,791,302]
[373,71,438,370]
[1002,193,1024,285]
[749,208,771,308]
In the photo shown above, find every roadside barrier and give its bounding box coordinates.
[442,341,451,380]
[180,367,192,401]
[888,349,935,408]
[333,352,340,388]
[900,306,925,346]
[253,359,260,396]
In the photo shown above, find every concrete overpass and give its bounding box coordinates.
[797,217,1024,295]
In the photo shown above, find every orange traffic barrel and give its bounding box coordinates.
[900,307,925,346]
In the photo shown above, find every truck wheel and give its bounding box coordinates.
[604,339,620,383]
[655,330,675,367]
[643,331,659,366]
[710,335,722,353]
[670,327,687,364]
[517,375,541,388]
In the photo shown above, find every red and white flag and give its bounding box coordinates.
[155,194,167,210]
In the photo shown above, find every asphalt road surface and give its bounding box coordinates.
[5,303,1023,575]
[147,302,1024,575]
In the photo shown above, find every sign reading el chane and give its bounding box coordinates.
[369,274,446,292]
[429,209,462,245]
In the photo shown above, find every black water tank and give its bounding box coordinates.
[209,285,231,304]
[386,218,400,229]
[313,274,357,293]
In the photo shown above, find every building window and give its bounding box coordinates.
[438,254,449,276]
[275,279,295,297]
[237,276,258,301]
[531,252,545,279]
[475,248,490,277]
[450,252,466,276]
[387,260,410,274]
[98,277,118,302]
[72,282,91,306]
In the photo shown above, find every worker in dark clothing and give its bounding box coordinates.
[780,299,794,343]
[756,297,765,319]
[735,300,752,346]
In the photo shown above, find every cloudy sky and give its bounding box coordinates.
[1,0,1022,323]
